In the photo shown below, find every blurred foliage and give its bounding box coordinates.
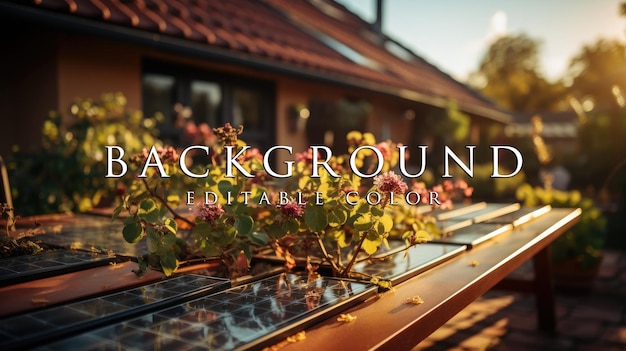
[567,39,626,111]
[436,100,470,146]
[569,112,626,190]
[8,93,161,215]
[439,163,525,201]
[516,184,606,268]
[470,164,526,200]
[470,34,566,112]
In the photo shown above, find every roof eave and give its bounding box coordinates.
[1,2,511,124]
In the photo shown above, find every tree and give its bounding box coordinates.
[470,34,565,112]
[564,38,626,190]
[567,39,626,111]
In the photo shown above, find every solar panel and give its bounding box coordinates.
[33,273,375,351]
[449,203,521,223]
[33,218,147,257]
[0,250,114,286]
[483,205,552,227]
[352,241,466,285]
[0,274,229,350]
[431,223,512,248]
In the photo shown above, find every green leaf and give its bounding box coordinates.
[112,203,124,221]
[305,202,327,232]
[192,222,210,237]
[354,214,372,232]
[234,215,254,236]
[353,199,370,214]
[146,227,159,253]
[282,218,300,235]
[370,206,385,217]
[160,251,178,276]
[164,218,177,234]
[138,199,160,222]
[162,232,178,249]
[414,230,432,244]
[166,194,180,204]
[213,226,237,246]
[218,180,239,198]
[249,231,269,246]
[379,214,393,233]
[122,221,143,244]
[362,237,382,255]
[328,208,347,227]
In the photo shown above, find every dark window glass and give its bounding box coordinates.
[307,98,370,152]
[142,74,175,123]
[232,87,262,130]
[191,81,222,127]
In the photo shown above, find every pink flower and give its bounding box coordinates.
[243,148,263,162]
[295,149,316,164]
[375,141,392,161]
[373,171,408,194]
[197,204,224,223]
[277,200,306,218]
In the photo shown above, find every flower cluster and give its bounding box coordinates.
[197,204,225,223]
[213,123,243,147]
[277,200,306,219]
[130,146,179,166]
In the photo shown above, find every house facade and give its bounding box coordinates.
[0,0,509,166]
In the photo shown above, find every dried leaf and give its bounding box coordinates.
[337,313,357,323]
[405,295,424,305]
[108,262,124,270]
[470,260,480,267]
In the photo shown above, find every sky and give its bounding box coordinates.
[336,0,626,82]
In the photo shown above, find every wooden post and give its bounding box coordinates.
[533,245,556,333]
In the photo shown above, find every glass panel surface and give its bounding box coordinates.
[431,223,512,247]
[0,275,229,350]
[352,241,466,284]
[0,251,112,284]
[34,274,373,351]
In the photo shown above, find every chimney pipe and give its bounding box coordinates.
[373,0,383,34]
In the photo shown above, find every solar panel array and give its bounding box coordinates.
[34,274,375,351]
[0,250,113,285]
[0,274,229,350]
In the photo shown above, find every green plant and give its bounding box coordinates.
[113,126,457,282]
[9,93,161,215]
[516,183,606,268]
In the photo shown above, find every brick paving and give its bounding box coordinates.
[413,250,626,351]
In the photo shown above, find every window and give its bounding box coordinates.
[142,60,275,151]
[306,97,371,152]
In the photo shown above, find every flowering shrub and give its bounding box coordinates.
[9,93,161,215]
[113,124,464,280]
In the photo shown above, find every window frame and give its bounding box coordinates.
[142,59,276,151]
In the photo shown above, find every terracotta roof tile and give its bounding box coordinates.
[20,0,506,120]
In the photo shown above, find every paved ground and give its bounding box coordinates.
[414,250,626,350]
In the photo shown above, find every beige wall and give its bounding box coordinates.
[57,35,142,113]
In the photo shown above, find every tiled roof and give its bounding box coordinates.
[9,0,509,122]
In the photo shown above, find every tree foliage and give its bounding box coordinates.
[567,39,626,111]
[470,34,565,112]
